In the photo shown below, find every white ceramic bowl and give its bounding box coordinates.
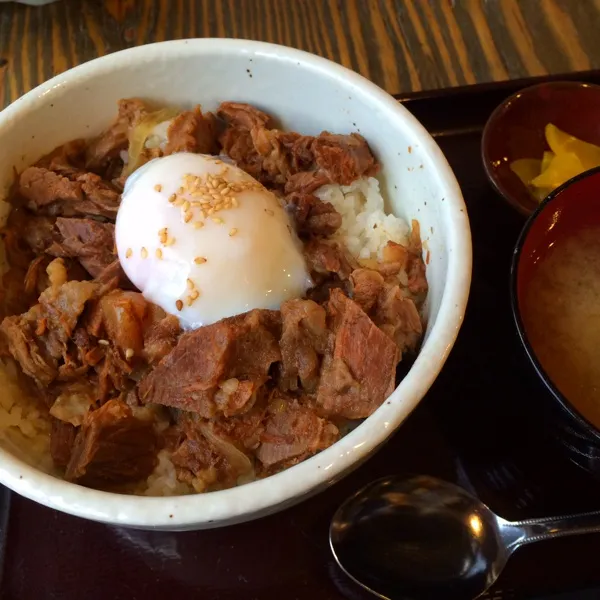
[0,39,471,530]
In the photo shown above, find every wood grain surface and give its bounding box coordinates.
[0,0,598,109]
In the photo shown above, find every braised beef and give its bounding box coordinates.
[96,347,133,403]
[285,191,341,237]
[311,132,379,184]
[218,102,271,130]
[138,309,281,417]
[85,98,148,173]
[99,290,148,357]
[75,173,120,218]
[284,171,330,196]
[303,239,357,281]
[279,299,327,393]
[317,289,399,419]
[142,306,181,364]
[47,218,115,278]
[350,267,422,356]
[256,396,338,468]
[171,417,254,491]
[5,210,57,256]
[0,98,427,492]
[212,403,266,451]
[372,283,423,356]
[65,398,157,487]
[164,107,219,156]
[218,102,378,195]
[50,417,77,467]
[405,221,428,296]
[350,268,385,313]
[1,279,97,386]
[18,167,120,219]
[0,307,57,386]
[38,279,98,350]
[219,127,263,181]
[38,140,87,178]
[249,127,298,187]
[94,259,135,291]
[19,167,83,212]
[24,256,50,296]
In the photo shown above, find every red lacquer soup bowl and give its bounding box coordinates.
[512,167,600,475]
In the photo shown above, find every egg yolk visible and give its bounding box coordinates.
[116,153,312,329]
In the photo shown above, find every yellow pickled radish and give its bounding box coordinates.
[545,123,600,170]
[531,151,585,190]
[510,158,542,187]
[508,124,600,203]
[541,151,555,173]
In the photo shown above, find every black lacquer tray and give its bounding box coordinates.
[3,72,600,600]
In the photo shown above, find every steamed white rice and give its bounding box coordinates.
[315,177,410,261]
[0,176,415,495]
[0,359,55,474]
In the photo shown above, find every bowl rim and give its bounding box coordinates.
[510,165,600,443]
[481,80,600,217]
[0,38,472,528]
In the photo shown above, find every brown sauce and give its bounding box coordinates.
[521,227,600,428]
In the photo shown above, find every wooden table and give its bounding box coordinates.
[0,0,598,109]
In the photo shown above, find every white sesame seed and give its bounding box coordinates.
[98,339,109,346]
[141,247,148,259]
[125,348,134,360]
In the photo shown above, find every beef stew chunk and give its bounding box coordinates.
[138,309,281,417]
[65,399,157,487]
[316,289,399,419]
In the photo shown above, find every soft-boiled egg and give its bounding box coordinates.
[116,153,312,329]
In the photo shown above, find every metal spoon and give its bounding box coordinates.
[330,475,600,600]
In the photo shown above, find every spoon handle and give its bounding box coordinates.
[502,510,600,551]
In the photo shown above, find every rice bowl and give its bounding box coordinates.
[0,39,471,529]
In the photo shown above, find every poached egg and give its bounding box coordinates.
[116,153,311,328]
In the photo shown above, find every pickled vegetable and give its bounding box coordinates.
[509,124,600,203]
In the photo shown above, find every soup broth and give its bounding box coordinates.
[521,227,600,428]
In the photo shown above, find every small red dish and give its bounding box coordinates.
[482,81,600,216]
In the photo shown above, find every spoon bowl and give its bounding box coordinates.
[482,81,600,216]
[331,475,600,600]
